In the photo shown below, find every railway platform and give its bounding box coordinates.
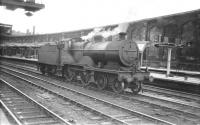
[1,56,37,62]
[141,66,200,76]
[150,72,200,85]
[1,56,200,85]
[141,66,200,85]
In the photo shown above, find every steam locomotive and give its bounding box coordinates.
[38,35,151,94]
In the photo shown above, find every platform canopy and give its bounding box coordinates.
[0,23,12,35]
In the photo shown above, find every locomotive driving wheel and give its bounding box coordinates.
[64,68,75,82]
[79,72,89,85]
[82,73,92,87]
[130,80,142,94]
[95,73,108,90]
[111,79,125,93]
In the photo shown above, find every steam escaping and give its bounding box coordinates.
[81,23,129,41]
[81,27,103,40]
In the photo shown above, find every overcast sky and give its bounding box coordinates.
[0,0,199,34]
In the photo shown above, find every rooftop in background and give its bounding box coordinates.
[0,0,44,12]
[0,23,12,36]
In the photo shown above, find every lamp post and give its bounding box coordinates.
[166,46,173,76]
[155,43,175,77]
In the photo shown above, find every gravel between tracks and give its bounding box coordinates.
[1,62,200,125]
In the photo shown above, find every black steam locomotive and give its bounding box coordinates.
[38,35,151,94]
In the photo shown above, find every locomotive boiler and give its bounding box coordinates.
[83,40,138,67]
[38,36,150,94]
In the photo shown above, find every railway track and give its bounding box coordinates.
[0,75,128,125]
[0,64,174,125]
[1,62,200,124]
[2,61,200,105]
[0,79,71,125]
[142,85,200,106]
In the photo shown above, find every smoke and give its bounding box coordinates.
[101,27,120,38]
[81,23,128,41]
[81,27,102,40]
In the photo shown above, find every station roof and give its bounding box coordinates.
[0,8,199,48]
[0,23,12,36]
[1,41,55,47]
